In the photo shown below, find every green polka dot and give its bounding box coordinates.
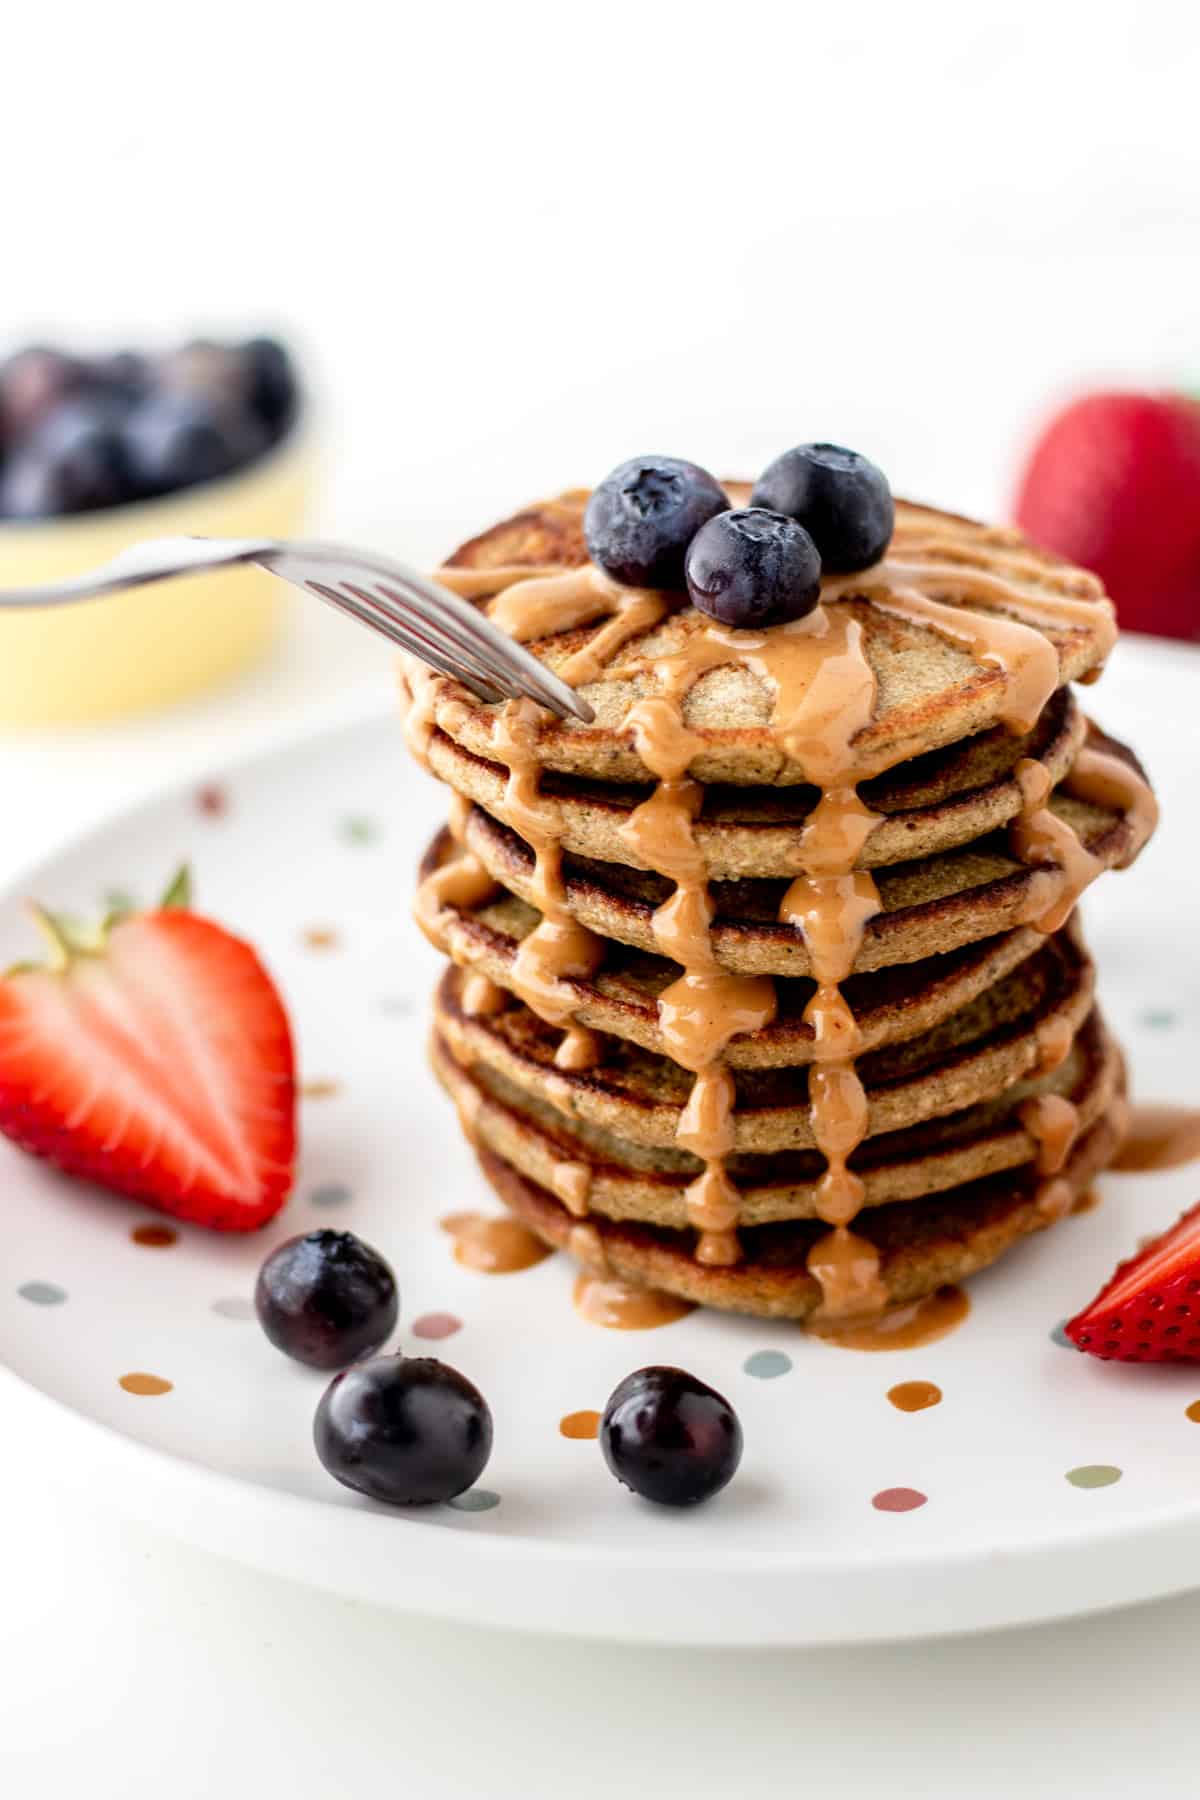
[340,816,378,845]
[743,1349,793,1379]
[448,1488,500,1512]
[1066,1464,1122,1489]
[310,1183,352,1209]
[1139,1009,1178,1030]
[18,1280,67,1305]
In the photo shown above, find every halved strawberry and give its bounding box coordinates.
[1065,1201,1200,1362]
[0,870,296,1230]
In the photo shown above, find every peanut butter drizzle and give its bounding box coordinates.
[618,661,775,1267]
[1064,743,1159,867]
[1020,1093,1081,1176]
[1034,1012,1075,1076]
[554,1025,602,1071]
[414,853,499,949]
[461,972,508,1017]
[1110,1104,1200,1173]
[1010,757,1102,933]
[550,1159,593,1216]
[440,1210,552,1273]
[422,503,1123,1322]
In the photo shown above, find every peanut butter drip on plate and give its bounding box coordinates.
[440,1211,553,1273]
[423,500,1122,1321]
[813,1284,971,1351]
[1111,1104,1200,1173]
[572,1270,695,1330]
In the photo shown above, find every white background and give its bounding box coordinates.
[3,2,1200,1793]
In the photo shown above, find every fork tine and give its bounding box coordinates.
[305,583,508,703]
[341,583,526,703]
[368,567,595,724]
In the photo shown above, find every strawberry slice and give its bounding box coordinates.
[0,870,296,1230]
[1065,1201,1200,1362]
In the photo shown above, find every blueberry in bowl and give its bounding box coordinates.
[0,334,312,725]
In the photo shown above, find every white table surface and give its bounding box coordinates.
[0,610,1198,1797]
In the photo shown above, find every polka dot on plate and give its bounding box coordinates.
[1139,1008,1177,1030]
[119,1372,173,1396]
[212,1296,255,1321]
[301,1079,342,1101]
[412,1312,462,1340]
[448,1488,500,1512]
[887,1380,942,1413]
[560,1409,601,1440]
[310,1182,352,1209]
[340,815,378,845]
[302,926,340,951]
[1066,1464,1122,1489]
[1186,1400,1200,1424]
[379,995,415,1018]
[743,1349,793,1380]
[872,1487,928,1513]
[18,1280,66,1306]
[196,783,229,817]
[1049,1319,1073,1348]
[131,1222,178,1248]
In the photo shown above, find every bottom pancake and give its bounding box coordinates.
[458,1103,1123,1323]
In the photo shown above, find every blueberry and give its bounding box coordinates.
[255,1229,398,1370]
[0,346,85,440]
[585,456,728,589]
[88,351,152,414]
[685,508,821,628]
[600,1365,743,1506]
[314,1355,493,1505]
[0,397,134,516]
[751,443,894,573]
[243,336,297,433]
[158,338,247,409]
[123,389,265,496]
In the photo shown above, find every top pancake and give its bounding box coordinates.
[420,488,1116,787]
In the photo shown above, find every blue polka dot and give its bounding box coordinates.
[1050,1319,1073,1348]
[310,1183,352,1209]
[18,1280,66,1306]
[448,1488,500,1512]
[743,1349,793,1379]
[212,1296,255,1321]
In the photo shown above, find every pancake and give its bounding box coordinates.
[432,926,1094,1155]
[467,1102,1122,1320]
[419,684,1085,877]
[422,493,1116,788]
[452,724,1151,977]
[431,1006,1118,1230]
[420,830,1052,1068]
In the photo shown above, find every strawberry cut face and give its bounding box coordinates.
[1065,1200,1200,1362]
[0,904,296,1231]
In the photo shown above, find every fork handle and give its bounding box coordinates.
[0,535,279,608]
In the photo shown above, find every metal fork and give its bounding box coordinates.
[0,535,594,723]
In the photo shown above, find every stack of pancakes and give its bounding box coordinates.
[403,487,1157,1324]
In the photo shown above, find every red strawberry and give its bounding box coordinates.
[0,870,296,1230]
[1013,391,1200,642]
[1065,1200,1200,1362]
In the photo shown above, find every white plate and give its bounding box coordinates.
[3,636,1200,1647]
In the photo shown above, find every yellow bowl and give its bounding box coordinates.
[0,422,315,725]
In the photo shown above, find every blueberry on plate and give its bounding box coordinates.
[584,455,728,589]
[685,507,821,628]
[751,443,893,572]
[123,389,265,496]
[255,1228,398,1370]
[314,1355,493,1505]
[600,1365,743,1506]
